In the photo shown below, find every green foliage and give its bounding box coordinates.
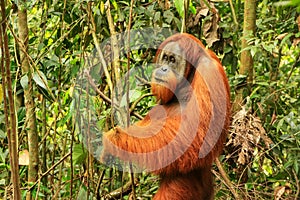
[174,0,185,17]
[73,144,87,165]
[174,0,197,17]
[216,0,300,198]
[274,1,300,13]
[0,0,299,199]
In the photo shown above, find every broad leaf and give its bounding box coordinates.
[33,70,48,90]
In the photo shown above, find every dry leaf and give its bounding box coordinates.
[276,33,289,40]
[274,186,286,200]
[187,3,220,47]
[227,105,272,165]
[19,149,29,166]
[203,10,220,47]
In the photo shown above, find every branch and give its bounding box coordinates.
[85,70,143,120]
[103,178,138,200]
[0,1,21,198]
[229,0,238,25]
[87,2,113,94]
[85,69,112,104]
[129,93,153,113]
[28,152,71,191]
[286,53,300,83]
[215,158,240,199]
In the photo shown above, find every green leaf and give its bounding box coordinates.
[57,100,74,127]
[174,0,184,17]
[250,86,261,99]
[280,33,293,47]
[0,129,5,139]
[294,159,299,174]
[72,144,87,165]
[189,1,196,14]
[262,44,273,54]
[44,59,59,67]
[256,81,269,86]
[20,75,29,90]
[277,118,285,133]
[164,10,174,24]
[154,11,161,23]
[111,0,118,10]
[33,71,48,90]
[291,0,300,7]
[120,90,142,107]
[0,179,5,185]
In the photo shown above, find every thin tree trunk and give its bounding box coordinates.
[234,0,256,111]
[104,0,126,127]
[0,0,21,199]
[17,6,39,200]
[41,97,47,199]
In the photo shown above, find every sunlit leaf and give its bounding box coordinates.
[174,0,184,17]
[73,144,87,165]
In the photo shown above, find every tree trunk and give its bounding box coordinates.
[0,0,21,199]
[234,0,256,111]
[17,6,39,200]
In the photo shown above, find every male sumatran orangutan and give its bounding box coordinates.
[101,33,231,200]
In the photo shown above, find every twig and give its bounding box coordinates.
[129,93,153,113]
[135,75,150,86]
[8,25,56,101]
[127,1,136,199]
[95,170,106,199]
[215,158,240,199]
[229,0,238,25]
[88,2,113,94]
[181,0,189,33]
[104,0,127,127]
[85,70,143,120]
[0,1,21,198]
[28,152,71,190]
[85,69,112,104]
[103,178,138,200]
[286,53,300,83]
[293,169,299,200]
[105,0,121,85]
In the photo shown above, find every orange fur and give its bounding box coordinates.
[102,33,230,199]
[151,70,177,104]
